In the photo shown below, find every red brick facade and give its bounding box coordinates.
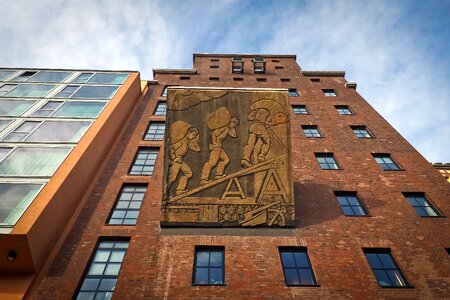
[33,54,450,299]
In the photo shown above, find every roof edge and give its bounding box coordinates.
[193,53,297,59]
[301,70,346,77]
[153,69,198,77]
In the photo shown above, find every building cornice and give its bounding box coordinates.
[153,69,198,77]
[301,70,346,77]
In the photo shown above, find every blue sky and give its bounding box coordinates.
[1,0,449,162]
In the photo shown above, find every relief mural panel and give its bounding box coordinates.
[161,88,294,227]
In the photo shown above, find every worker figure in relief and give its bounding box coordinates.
[200,107,239,185]
[241,107,272,168]
[168,121,200,195]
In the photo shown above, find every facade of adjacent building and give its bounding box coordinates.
[433,162,450,183]
[1,54,450,299]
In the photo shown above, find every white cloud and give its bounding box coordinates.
[0,0,448,162]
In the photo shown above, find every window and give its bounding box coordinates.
[271,59,280,63]
[180,76,190,80]
[154,102,167,116]
[56,85,119,99]
[13,71,37,81]
[403,193,440,217]
[3,120,91,143]
[233,77,243,81]
[161,87,168,97]
[129,148,159,175]
[32,101,105,118]
[281,78,291,82]
[322,89,336,96]
[88,73,128,85]
[0,99,36,116]
[279,248,317,286]
[373,154,401,170]
[75,240,129,300]
[288,89,299,96]
[144,122,165,141]
[231,57,244,73]
[29,71,72,83]
[363,249,410,287]
[302,125,322,138]
[193,247,225,285]
[256,78,267,82]
[0,182,44,226]
[55,85,79,98]
[335,105,353,115]
[0,120,13,132]
[335,192,367,216]
[3,84,56,97]
[209,77,219,81]
[0,146,71,177]
[210,65,219,69]
[210,58,219,62]
[351,126,373,138]
[275,66,284,69]
[0,70,16,81]
[315,153,340,170]
[108,185,147,225]
[310,78,320,83]
[292,105,308,115]
[253,57,266,73]
[72,73,94,83]
[72,86,119,99]
[0,84,17,96]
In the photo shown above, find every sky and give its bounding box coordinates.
[0,0,449,162]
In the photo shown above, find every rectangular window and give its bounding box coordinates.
[281,78,291,82]
[0,84,18,96]
[310,78,320,83]
[233,77,243,81]
[292,105,308,115]
[0,120,13,132]
[72,85,119,99]
[129,148,159,175]
[180,76,191,80]
[0,99,37,116]
[144,122,165,141]
[0,70,16,81]
[193,247,225,285]
[0,146,71,177]
[154,102,167,116]
[302,125,322,138]
[13,71,38,82]
[31,101,63,117]
[373,154,401,170]
[52,101,106,118]
[29,71,72,83]
[256,78,267,82]
[279,248,317,286]
[335,192,367,216]
[108,185,147,225]
[335,105,353,115]
[275,66,284,69]
[210,65,219,69]
[363,249,410,287]
[3,120,91,143]
[161,87,168,97]
[231,57,244,73]
[403,193,440,217]
[315,153,340,170]
[88,73,128,85]
[4,84,56,98]
[75,240,129,300]
[351,125,373,138]
[55,85,80,98]
[72,73,94,83]
[253,57,266,73]
[0,182,44,226]
[322,89,336,96]
[288,88,299,96]
[209,77,219,81]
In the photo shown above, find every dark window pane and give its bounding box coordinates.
[284,269,300,285]
[194,268,209,285]
[281,252,295,267]
[365,253,382,269]
[298,269,315,285]
[196,251,209,267]
[209,268,223,284]
[209,252,223,267]
[379,254,396,269]
[293,252,309,268]
[72,86,119,99]
[374,270,392,287]
[31,71,72,83]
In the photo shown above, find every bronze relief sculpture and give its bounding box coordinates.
[162,88,294,227]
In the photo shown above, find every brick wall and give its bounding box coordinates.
[34,55,450,299]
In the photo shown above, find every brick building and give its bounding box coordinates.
[1,54,450,299]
